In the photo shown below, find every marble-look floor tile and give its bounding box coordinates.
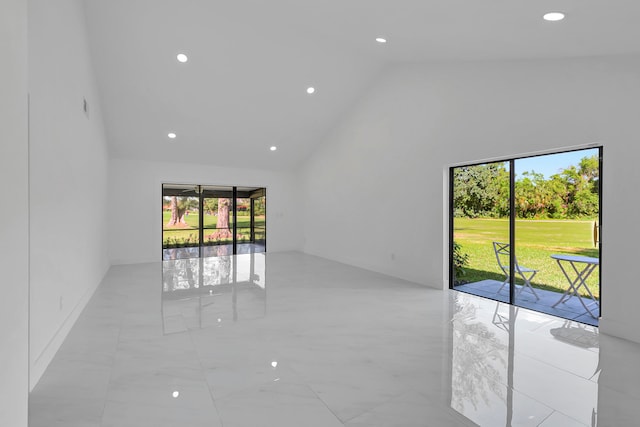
[28,252,640,426]
[451,384,557,427]
[345,392,472,427]
[100,400,222,427]
[538,410,591,427]
[28,395,104,427]
[105,370,214,409]
[215,381,343,427]
[512,353,598,425]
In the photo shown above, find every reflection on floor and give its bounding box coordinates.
[162,243,266,260]
[455,280,599,327]
[29,252,639,426]
[162,255,266,333]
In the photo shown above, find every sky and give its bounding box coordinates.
[515,148,599,179]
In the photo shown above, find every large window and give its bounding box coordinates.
[162,184,266,260]
[450,148,601,325]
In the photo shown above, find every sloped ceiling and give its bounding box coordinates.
[84,0,640,170]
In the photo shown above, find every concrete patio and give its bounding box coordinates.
[454,279,599,326]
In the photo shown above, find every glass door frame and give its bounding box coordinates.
[162,184,267,260]
[448,146,603,317]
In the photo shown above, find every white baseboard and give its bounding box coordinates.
[599,316,640,345]
[29,265,109,391]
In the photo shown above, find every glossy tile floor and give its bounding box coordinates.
[162,243,266,260]
[29,252,640,426]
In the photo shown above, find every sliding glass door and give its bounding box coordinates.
[162,184,266,260]
[451,148,601,325]
[451,161,512,302]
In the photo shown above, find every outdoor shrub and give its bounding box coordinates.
[453,241,470,278]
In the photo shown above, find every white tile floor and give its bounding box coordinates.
[162,243,266,260]
[29,252,640,426]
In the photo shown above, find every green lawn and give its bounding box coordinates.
[454,218,600,298]
[162,211,265,245]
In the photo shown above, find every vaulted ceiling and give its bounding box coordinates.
[84,0,640,171]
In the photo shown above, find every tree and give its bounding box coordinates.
[579,155,599,182]
[559,155,599,217]
[217,198,230,230]
[166,196,185,226]
[454,154,599,220]
[166,196,198,227]
[203,198,218,215]
[453,163,509,218]
[544,174,568,218]
[515,171,560,218]
[206,198,233,241]
[254,196,266,216]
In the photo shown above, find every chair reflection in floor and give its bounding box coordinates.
[493,242,540,300]
[492,301,518,333]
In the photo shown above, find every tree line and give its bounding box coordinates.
[453,155,599,219]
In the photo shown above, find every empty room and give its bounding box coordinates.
[3,1,640,426]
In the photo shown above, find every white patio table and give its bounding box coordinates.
[551,254,600,318]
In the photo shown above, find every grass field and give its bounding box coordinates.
[162,211,265,245]
[454,218,600,298]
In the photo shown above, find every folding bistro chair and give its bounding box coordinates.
[493,242,539,300]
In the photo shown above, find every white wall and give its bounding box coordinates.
[0,0,29,424]
[299,56,640,344]
[28,0,110,388]
[109,158,302,265]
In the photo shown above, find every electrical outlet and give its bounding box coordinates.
[391,253,396,261]
[59,296,63,311]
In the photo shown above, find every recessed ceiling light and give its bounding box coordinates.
[270,146,277,151]
[176,53,188,63]
[306,87,315,94]
[375,37,387,43]
[543,12,565,21]
[168,132,177,139]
